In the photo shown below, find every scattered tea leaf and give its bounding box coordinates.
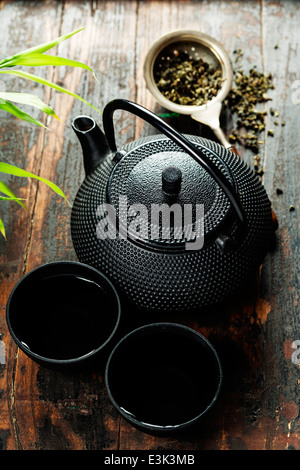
[226,68,274,146]
[225,65,276,174]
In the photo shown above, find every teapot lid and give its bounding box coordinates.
[107,135,235,251]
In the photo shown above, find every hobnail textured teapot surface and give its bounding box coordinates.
[70,99,275,312]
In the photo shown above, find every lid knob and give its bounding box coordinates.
[162,166,182,195]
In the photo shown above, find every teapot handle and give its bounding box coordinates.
[102,98,247,241]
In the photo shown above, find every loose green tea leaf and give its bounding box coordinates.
[154,50,223,106]
[226,67,275,162]
[233,48,244,63]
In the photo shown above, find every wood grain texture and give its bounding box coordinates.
[0,0,299,451]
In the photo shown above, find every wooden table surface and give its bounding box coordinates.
[0,0,299,451]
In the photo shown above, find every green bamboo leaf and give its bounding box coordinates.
[0,70,102,114]
[1,53,96,78]
[0,92,60,121]
[0,27,86,68]
[0,218,6,238]
[0,162,70,205]
[0,100,46,127]
[0,196,26,201]
[0,180,27,209]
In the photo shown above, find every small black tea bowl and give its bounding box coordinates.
[105,322,222,434]
[6,261,121,368]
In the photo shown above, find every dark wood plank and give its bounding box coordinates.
[0,0,66,450]
[257,0,300,450]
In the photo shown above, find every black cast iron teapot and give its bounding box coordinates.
[70,99,277,312]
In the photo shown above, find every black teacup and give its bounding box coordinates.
[6,261,121,367]
[105,322,222,433]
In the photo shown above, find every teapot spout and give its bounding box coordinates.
[72,115,111,176]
